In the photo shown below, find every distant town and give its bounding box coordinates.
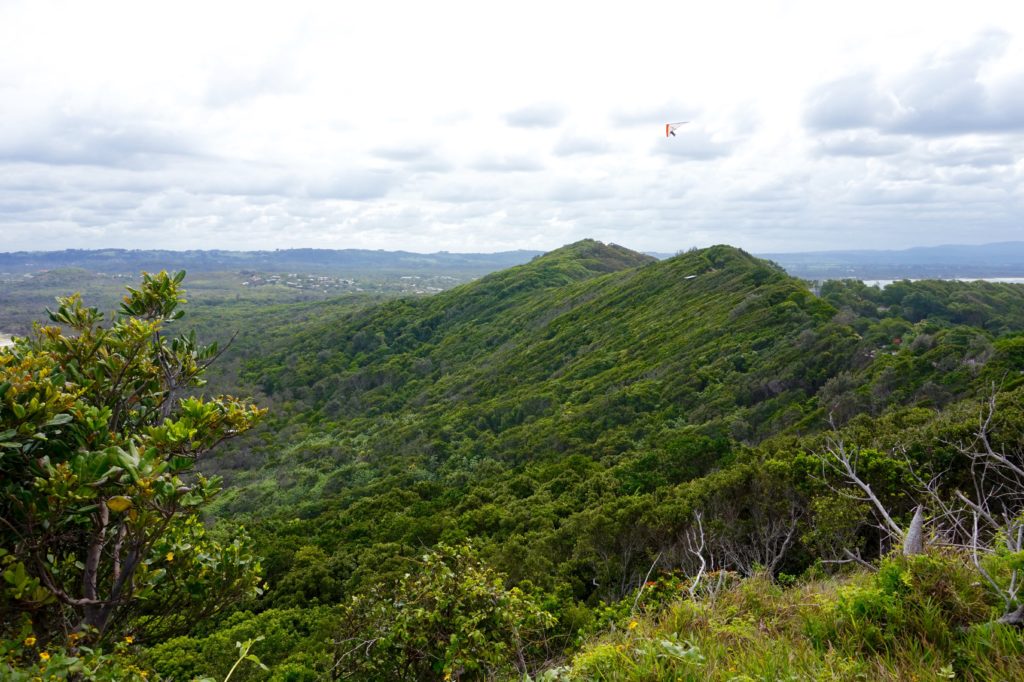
[238,270,460,295]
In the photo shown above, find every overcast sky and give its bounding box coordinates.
[1,0,1022,254]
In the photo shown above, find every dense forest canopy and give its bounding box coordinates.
[4,241,1024,680]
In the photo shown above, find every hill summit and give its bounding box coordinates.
[244,241,846,461]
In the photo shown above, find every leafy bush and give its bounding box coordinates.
[144,607,338,681]
[332,543,556,681]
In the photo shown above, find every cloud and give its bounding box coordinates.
[886,32,1024,136]
[844,182,938,206]
[552,134,609,156]
[610,103,697,128]
[804,73,894,132]
[202,41,308,108]
[923,141,1018,168]
[543,180,609,202]
[814,131,909,157]
[422,177,507,204]
[470,154,544,172]
[805,31,1024,137]
[371,145,453,173]
[371,145,435,162]
[302,170,396,200]
[1,3,1023,255]
[654,128,734,160]
[504,104,565,128]
[0,113,202,169]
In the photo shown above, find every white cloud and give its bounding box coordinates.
[1,0,1023,253]
[505,104,565,129]
[805,31,1024,136]
[552,134,610,157]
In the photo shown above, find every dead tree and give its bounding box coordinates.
[814,435,923,557]
[686,511,708,599]
[659,510,733,603]
[706,472,804,576]
[931,394,1024,626]
[820,395,1024,626]
[902,505,926,556]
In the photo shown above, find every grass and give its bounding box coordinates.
[546,555,1024,681]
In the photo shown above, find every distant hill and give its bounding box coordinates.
[198,238,1024,619]
[232,239,1024,482]
[237,240,847,452]
[759,241,1024,279]
[8,241,1023,282]
[0,247,545,277]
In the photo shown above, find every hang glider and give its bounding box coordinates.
[665,121,689,137]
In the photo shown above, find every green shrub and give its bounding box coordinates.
[332,543,555,681]
[806,552,996,655]
[144,607,338,681]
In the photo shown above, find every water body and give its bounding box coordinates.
[863,277,1024,288]
[0,334,14,348]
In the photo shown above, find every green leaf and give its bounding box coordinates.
[110,447,141,484]
[244,654,269,671]
[44,413,73,427]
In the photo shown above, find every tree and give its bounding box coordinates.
[331,543,555,681]
[813,390,1024,626]
[1,271,264,659]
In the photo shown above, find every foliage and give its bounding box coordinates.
[5,244,1024,679]
[183,244,1024,621]
[559,554,1023,681]
[144,606,338,681]
[332,543,556,681]
[0,271,264,675]
[1,628,149,681]
[807,552,998,654]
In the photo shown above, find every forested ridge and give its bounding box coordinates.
[4,241,1024,680]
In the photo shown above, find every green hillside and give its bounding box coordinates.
[240,242,847,458]
[201,241,1023,597]
[5,242,1024,680]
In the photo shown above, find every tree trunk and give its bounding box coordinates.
[998,603,1024,627]
[902,505,925,556]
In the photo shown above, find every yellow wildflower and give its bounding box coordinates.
[24,635,36,647]
[166,552,174,562]
[628,620,639,630]
[124,635,134,644]
[39,652,50,662]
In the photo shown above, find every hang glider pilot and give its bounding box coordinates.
[665,121,689,137]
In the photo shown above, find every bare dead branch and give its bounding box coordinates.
[687,511,707,599]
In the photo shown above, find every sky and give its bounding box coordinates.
[1,0,1022,255]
